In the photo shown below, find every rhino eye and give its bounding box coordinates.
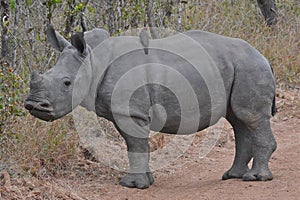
[64,80,71,86]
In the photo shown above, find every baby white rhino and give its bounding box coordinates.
[25,25,277,189]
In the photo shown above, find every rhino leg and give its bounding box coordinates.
[226,64,277,181]
[113,118,153,189]
[242,119,276,181]
[223,115,276,181]
[222,110,252,180]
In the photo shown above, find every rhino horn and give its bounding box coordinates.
[31,70,42,83]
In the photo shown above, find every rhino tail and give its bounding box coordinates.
[272,95,277,116]
[270,64,277,116]
[144,47,149,55]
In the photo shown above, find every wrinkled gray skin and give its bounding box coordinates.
[25,25,277,189]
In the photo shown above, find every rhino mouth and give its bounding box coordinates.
[24,99,56,121]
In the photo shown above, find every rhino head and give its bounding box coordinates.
[24,25,93,121]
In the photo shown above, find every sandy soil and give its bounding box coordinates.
[1,88,299,200]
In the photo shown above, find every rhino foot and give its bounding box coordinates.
[222,167,249,180]
[242,169,273,181]
[119,172,154,189]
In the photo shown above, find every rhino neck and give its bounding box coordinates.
[80,42,112,111]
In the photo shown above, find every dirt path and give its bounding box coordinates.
[71,119,299,200]
[1,89,299,200]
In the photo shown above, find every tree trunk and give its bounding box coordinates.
[257,0,277,26]
[12,0,20,70]
[177,0,183,32]
[105,0,115,35]
[147,0,158,39]
[79,0,90,32]
[64,0,76,37]
[1,0,10,68]
[117,0,125,31]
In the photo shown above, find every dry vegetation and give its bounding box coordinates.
[0,0,299,199]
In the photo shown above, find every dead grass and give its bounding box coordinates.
[1,114,78,177]
[178,0,300,85]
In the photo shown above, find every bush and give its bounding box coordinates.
[0,67,26,131]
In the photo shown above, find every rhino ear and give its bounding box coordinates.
[71,32,86,55]
[46,24,71,52]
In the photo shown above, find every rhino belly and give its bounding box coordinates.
[128,83,215,135]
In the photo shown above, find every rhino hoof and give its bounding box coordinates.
[222,168,249,180]
[147,172,154,185]
[222,171,243,180]
[242,170,273,181]
[119,172,154,189]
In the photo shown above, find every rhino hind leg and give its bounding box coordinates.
[224,108,276,181]
[222,110,252,180]
[226,82,276,180]
[242,119,276,181]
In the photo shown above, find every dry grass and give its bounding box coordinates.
[1,114,78,177]
[178,0,299,85]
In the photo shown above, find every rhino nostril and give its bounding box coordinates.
[40,102,50,108]
[24,102,34,110]
[24,100,53,112]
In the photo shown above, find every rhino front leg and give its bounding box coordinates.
[114,118,154,189]
[222,110,252,180]
[119,151,154,189]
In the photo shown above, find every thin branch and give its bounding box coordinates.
[12,0,20,70]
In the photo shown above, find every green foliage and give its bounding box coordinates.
[0,67,26,130]
[48,0,62,5]
[75,2,83,12]
[3,20,9,28]
[86,5,95,13]
[9,0,16,11]
[45,0,63,22]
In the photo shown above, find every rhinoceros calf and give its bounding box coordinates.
[24,25,277,189]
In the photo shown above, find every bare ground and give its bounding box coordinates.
[1,88,299,200]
